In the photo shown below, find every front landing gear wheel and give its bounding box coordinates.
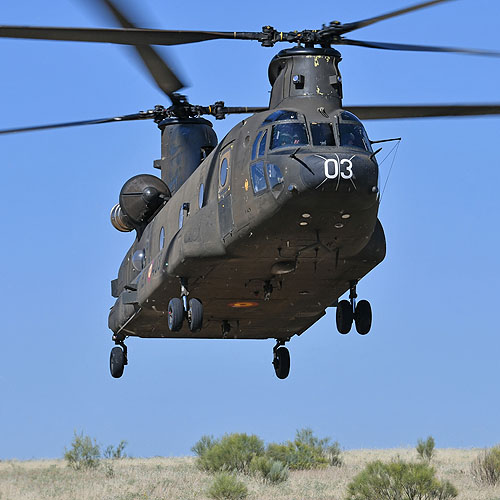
[188,298,203,332]
[336,300,353,334]
[273,346,290,379]
[110,346,125,379]
[168,297,184,332]
[354,299,372,335]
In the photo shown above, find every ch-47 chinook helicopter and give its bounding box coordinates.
[1,0,500,380]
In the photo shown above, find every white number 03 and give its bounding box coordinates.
[324,158,353,180]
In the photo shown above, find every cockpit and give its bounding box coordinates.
[254,108,372,153]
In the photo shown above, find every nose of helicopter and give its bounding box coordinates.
[288,150,380,210]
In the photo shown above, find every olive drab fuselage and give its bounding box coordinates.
[108,46,386,341]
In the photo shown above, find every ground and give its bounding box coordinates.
[1,449,499,500]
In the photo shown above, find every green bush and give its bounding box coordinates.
[416,436,435,462]
[207,473,248,500]
[103,440,128,459]
[192,435,215,457]
[266,428,342,470]
[64,431,101,470]
[346,460,458,500]
[471,446,500,485]
[249,455,288,484]
[195,433,265,473]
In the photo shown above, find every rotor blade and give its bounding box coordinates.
[0,111,154,135]
[0,26,249,46]
[345,104,500,120]
[338,37,500,58]
[337,0,455,35]
[94,0,184,102]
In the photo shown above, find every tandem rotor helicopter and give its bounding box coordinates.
[1,0,500,380]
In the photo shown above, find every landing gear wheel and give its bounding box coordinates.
[168,297,184,332]
[188,298,203,332]
[354,299,372,335]
[273,346,290,380]
[336,299,353,334]
[110,346,125,379]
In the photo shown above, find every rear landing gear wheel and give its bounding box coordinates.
[188,298,203,332]
[336,300,353,334]
[273,346,290,380]
[110,346,125,379]
[354,299,372,335]
[168,297,184,332]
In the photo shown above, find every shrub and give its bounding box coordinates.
[64,431,101,470]
[249,455,288,484]
[471,446,500,485]
[207,473,248,500]
[192,435,215,457]
[196,433,265,473]
[103,440,128,459]
[266,428,341,470]
[346,460,458,500]
[416,436,435,462]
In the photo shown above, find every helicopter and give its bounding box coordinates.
[1,0,500,380]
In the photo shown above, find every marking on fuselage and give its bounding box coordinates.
[314,154,357,191]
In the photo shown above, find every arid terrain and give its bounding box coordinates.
[1,448,499,500]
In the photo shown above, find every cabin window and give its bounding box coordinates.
[178,205,184,229]
[258,130,267,157]
[266,164,284,190]
[339,123,372,152]
[311,123,336,146]
[252,131,263,160]
[198,183,205,209]
[251,162,267,194]
[270,123,308,149]
[132,249,146,271]
[159,227,165,250]
[220,157,229,187]
[263,110,302,124]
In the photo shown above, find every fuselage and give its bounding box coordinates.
[109,97,386,341]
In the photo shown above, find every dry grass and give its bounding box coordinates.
[1,449,500,500]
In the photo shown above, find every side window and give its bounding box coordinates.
[266,164,284,190]
[252,131,263,160]
[311,123,335,146]
[198,183,205,209]
[258,130,267,157]
[159,227,165,250]
[178,205,184,229]
[219,158,228,187]
[132,249,146,271]
[251,162,267,194]
[271,123,308,149]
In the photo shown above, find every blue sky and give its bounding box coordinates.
[0,0,499,460]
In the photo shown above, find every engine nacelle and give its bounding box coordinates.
[118,174,171,230]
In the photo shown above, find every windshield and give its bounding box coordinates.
[270,123,308,149]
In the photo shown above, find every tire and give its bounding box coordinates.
[336,299,353,334]
[110,346,125,379]
[274,346,290,380]
[168,298,184,332]
[188,298,203,332]
[355,299,372,335]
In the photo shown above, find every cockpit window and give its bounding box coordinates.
[339,123,373,152]
[251,162,267,194]
[311,123,336,146]
[270,123,308,149]
[340,111,361,122]
[258,130,267,157]
[252,131,263,160]
[263,110,302,124]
